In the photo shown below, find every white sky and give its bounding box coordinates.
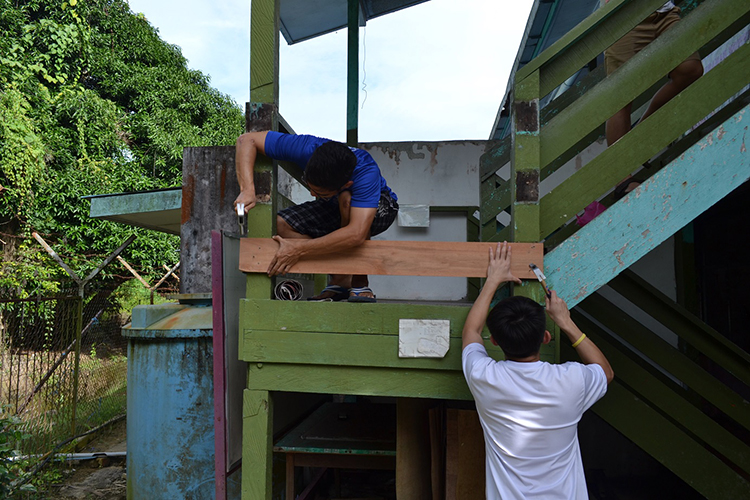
[125,0,534,142]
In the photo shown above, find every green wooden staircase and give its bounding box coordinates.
[479,0,750,497]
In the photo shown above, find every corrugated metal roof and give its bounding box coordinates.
[280,0,430,44]
[490,0,601,140]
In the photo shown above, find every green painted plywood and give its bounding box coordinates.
[242,330,505,369]
[240,299,474,335]
[245,363,474,400]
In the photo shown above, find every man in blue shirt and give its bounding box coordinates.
[234,131,398,302]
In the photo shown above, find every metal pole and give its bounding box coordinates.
[346,0,360,146]
[70,283,83,435]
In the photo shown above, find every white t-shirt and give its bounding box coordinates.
[462,343,608,500]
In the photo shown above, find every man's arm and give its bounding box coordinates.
[267,206,376,276]
[234,131,270,213]
[546,292,615,384]
[462,242,522,349]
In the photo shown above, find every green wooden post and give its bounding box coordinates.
[511,70,556,362]
[243,389,273,500]
[243,0,279,498]
[346,0,359,146]
[245,0,279,300]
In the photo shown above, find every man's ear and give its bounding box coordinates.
[542,331,552,345]
[342,180,354,190]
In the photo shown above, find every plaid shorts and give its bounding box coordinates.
[278,191,399,239]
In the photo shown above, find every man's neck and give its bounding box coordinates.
[506,353,540,363]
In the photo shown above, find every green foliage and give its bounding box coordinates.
[0,408,36,498]
[0,0,245,293]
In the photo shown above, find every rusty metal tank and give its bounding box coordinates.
[123,294,214,499]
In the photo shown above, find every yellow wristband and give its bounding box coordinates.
[571,333,586,348]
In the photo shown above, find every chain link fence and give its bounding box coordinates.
[0,286,129,456]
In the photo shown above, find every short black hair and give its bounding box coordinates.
[304,141,357,190]
[486,296,546,359]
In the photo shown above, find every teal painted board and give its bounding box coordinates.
[545,105,750,308]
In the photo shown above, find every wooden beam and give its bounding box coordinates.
[245,363,473,400]
[545,104,750,308]
[541,0,749,170]
[539,23,750,238]
[239,239,543,279]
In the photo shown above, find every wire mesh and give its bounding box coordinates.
[0,287,127,455]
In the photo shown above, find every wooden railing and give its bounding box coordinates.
[570,272,750,497]
[480,0,750,247]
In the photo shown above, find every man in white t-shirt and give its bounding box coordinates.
[462,242,614,499]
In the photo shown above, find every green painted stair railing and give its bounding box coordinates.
[479,0,750,248]
[569,290,750,498]
[475,1,750,496]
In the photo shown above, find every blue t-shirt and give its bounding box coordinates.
[264,131,397,209]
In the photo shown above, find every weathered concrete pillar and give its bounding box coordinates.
[181,146,240,294]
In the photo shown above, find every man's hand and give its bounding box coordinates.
[545,291,575,331]
[462,242,521,349]
[267,235,304,276]
[546,290,614,384]
[486,242,522,290]
[234,188,257,214]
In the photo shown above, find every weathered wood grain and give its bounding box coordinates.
[239,239,543,279]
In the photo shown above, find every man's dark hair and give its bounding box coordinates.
[486,296,546,359]
[305,141,357,190]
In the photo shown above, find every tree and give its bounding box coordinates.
[0,0,244,296]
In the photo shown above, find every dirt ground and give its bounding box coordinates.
[45,418,127,500]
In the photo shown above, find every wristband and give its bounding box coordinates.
[571,333,587,348]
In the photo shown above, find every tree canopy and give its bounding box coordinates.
[0,0,244,296]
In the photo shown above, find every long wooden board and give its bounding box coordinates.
[239,238,543,279]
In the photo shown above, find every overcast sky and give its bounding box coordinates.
[125,0,534,142]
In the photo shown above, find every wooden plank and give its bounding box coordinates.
[480,175,510,225]
[582,293,750,432]
[249,0,279,102]
[396,399,433,500]
[241,330,504,369]
[429,407,444,500]
[516,0,665,95]
[540,0,749,169]
[590,382,750,499]
[544,103,750,308]
[240,299,474,335]
[245,363,474,400]
[455,410,485,499]
[479,136,511,181]
[239,239,543,279]
[569,311,750,478]
[540,35,750,238]
[610,270,750,386]
[242,389,273,500]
